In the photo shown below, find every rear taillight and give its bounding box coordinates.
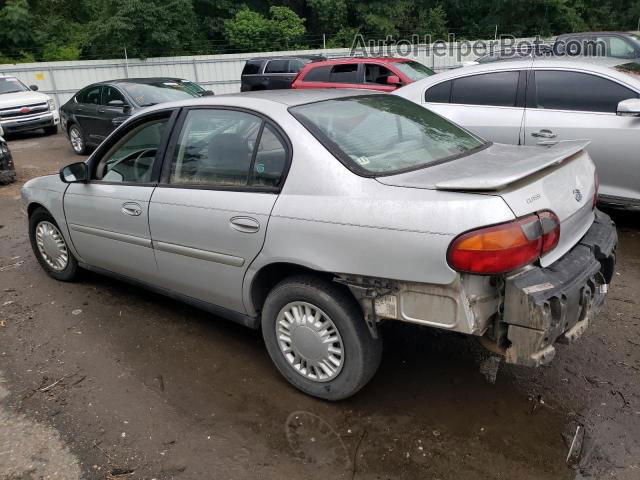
[593,170,599,209]
[447,211,560,275]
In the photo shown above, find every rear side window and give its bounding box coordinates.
[264,60,289,74]
[533,70,638,113]
[451,71,519,107]
[303,66,331,82]
[242,60,262,75]
[329,64,359,83]
[425,81,452,103]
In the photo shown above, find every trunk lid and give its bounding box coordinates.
[376,141,597,267]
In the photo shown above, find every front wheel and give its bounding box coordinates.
[68,124,87,155]
[261,275,382,400]
[29,208,79,281]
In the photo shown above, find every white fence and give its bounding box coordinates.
[0,40,519,107]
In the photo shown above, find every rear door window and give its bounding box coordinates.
[264,60,289,74]
[451,71,519,107]
[242,60,262,75]
[424,80,452,103]
[303,66,331,82]
[532,70,638,113]
[329,64,359,83]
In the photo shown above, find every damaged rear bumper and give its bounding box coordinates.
[502,210,617,367]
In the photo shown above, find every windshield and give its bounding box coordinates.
[290,95,486,175]
[0,77,29,95]
[393,61,435,81]
[120,80,205,107]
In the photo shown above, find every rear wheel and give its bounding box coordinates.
[68,124,87,155]
[44,124,58,135]
[261,275,382,400]
[29,208,79,281]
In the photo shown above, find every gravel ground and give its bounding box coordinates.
[0,130,639,480]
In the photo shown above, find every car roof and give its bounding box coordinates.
[106,77,194,85]
[247,55,326,62]
[556,31,633,38]
[395,56,640,96]
[306,57,413,66]
[138,88,380,116]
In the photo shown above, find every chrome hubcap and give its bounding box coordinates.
[70,128,83,152]
[277,301,344,382]
[35,221,68,271]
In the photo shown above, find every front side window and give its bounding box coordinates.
[365,64,394,85]
[95,118,167,183]
[533,70,638,113]
[0,77,29,94]
[290,95,486,175]
[102,86,126,106]
[169,109,287,188]
[451,71,519,107]
[393,61,435,81]
[604,36,636,59]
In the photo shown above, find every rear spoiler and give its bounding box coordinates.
[435,140,591,191]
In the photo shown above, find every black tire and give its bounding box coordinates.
[261,274,382,400]
[43,124,58,135]
[28,207,79,281]
[68,123,87,155]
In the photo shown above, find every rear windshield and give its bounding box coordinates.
[290,95,486,175]
[121,80,205,107]
[614,61,640,79]
[393,61,435,81]
[0,77,29,94]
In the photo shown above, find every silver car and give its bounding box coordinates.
[22,90,616,400]
[394,57,640,207]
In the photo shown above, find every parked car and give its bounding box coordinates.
[22,90,616,400]
[554,31,640,60]
[240,55,326,92]
[394,57,640,207]
[60,78,211,155]
[291,57,435,91]
[464,44,553,65]
[0,134,16,185]
[0,74,59,136]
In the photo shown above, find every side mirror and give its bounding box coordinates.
[107,99,125,107]
[59,162,88,183]
[122,104,132,115]
[617,98,640,117]
[386,75,402,86]
[29,85,39,91]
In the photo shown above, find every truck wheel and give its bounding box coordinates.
[44,124,58,135]
[261,275,382,400]
[29,208,79,281]
[68,124,87,155]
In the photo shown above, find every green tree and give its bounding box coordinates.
[0,0,35,59]
[86,0,204,59]
[225,6,306,52]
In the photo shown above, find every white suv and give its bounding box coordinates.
[0,75,59,136]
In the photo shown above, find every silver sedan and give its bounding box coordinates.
[22,90,616,399]
[394,57,640,207]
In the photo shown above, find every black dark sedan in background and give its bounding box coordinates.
[60,78,211,154]
[0,134,16,184]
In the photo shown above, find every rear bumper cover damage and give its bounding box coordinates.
[502,210,617,367]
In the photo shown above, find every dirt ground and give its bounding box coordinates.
[0,131,639,480]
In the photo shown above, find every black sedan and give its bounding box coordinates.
[60,78,212,155]
[0,135,16,185]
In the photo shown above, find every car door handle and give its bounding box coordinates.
[531,129,557,139]
[230,216,260,233]
[121,202,142,216]
[98,109,105,113]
